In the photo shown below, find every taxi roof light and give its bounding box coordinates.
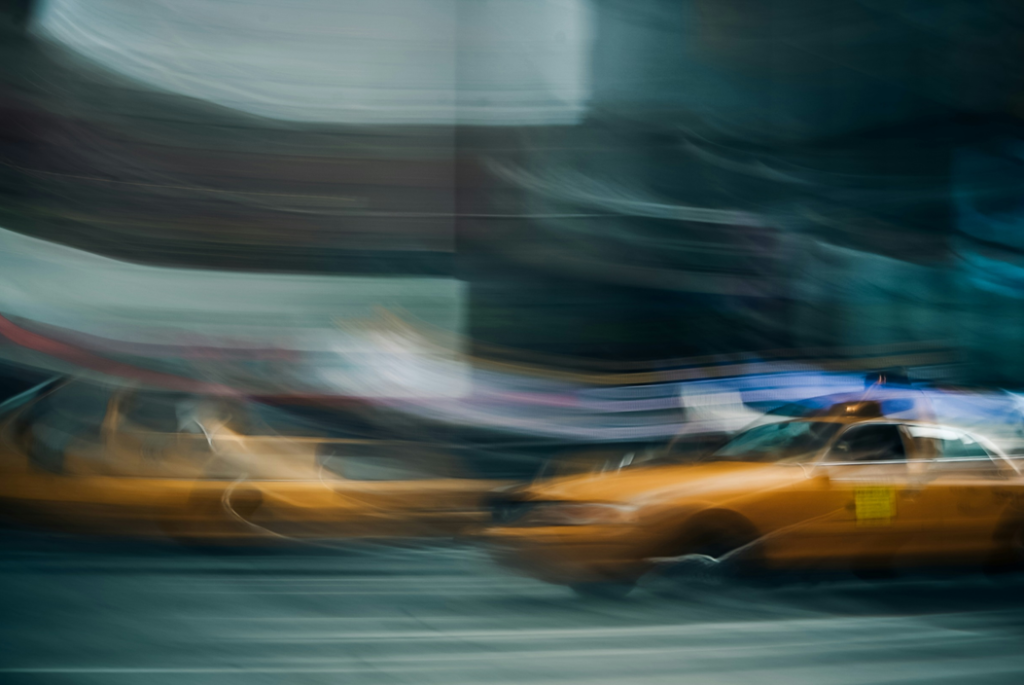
[819,400,884,419]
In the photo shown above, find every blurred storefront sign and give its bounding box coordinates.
[0,227,468,398]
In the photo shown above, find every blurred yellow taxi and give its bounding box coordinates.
[0,379,506,543]
[486,401,1024,595]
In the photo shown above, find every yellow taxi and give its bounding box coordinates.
[0,379,506,543]
[485,400,1024,596]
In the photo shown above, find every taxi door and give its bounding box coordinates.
[103,391,211,477]
[799,422,947,567]
[312,443,496,537]
[905,427,1021,564]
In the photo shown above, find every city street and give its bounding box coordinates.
[1,533,1023,684]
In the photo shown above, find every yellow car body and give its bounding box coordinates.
[486,402,1024,587]
[0,380,506,543]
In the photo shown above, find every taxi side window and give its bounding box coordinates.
[829,424,906,463]
[905,426,990,461]
[938,435,988,460]
[121,393,196,433]
[318,444,466,481]
[26,384,114,473]
[327,456,438,481]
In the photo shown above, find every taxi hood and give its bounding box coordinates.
[517,461,786,506]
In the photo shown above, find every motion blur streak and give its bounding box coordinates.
[35,0,594,125]
[4,0,1024,683]
[0,226,467,398]
[1,536,1023,684]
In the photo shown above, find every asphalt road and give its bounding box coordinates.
[1,532,1023,685]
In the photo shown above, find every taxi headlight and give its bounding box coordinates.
[520,502,638,526]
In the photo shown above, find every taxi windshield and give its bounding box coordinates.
[711,420,841,463]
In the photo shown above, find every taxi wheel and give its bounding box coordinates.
[987,518,1024,574]
[685,517,762,578]
[1000,520,1024,569]
[1012,523,1024,564]
[569,580,636,600]
[646,517,763,596]
[161,486,266,549]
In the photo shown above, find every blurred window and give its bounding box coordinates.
[829,424,906,463]
[247,403,372,438]
[121,394,360,437]
[26,383,114,473]
[712,421,841,462]
[940,436,989,460]
[0,378,62,420]
[328,456,437,481]
[319,444,464,481]
[42,383,114,422]
[120,392,198,433]
[906,426,990,461]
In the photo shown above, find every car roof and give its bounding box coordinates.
[766,392,922,418]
